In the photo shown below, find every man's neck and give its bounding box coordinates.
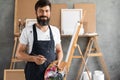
[36,23,48,32]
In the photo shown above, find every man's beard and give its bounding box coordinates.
[37,16,50,26]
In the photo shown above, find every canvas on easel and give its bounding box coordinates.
[61,9,83,35]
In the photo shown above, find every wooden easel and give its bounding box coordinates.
[65,13,110,80]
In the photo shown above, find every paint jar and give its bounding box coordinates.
[82,71,92,80]
[93,70,104,80]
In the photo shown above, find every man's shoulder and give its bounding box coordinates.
[22,24,33,34]
[24,24,33,30]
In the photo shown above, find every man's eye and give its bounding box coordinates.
[46,10,48,12]
[39,10,43,13]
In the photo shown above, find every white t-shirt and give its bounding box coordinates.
[19,24,61,54]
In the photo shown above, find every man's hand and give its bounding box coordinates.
[55,60,62,70]
[33,55,46,65]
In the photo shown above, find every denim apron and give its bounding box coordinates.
[25,24,56,80]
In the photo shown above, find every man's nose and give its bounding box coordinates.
[42,11,47,16]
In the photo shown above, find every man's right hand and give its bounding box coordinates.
[33,55,47,65]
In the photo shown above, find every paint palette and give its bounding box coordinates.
[44,61,64,80]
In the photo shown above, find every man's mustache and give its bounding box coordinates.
[39,16,48,19]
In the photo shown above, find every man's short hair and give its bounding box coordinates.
[35,0,51,11]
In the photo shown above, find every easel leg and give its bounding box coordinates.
[98,56,110,80]
[93,37,110,80]
[76,45,92,80]
[76,38,94,80]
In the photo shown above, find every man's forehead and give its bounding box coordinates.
[37,6,50,10]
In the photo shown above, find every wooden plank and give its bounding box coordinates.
[74,4,96,33]
[93,37,110,80]
[50,4,67,31]
[10,37,19,69]
[72,53,102,58]
[11,58,23,62]
[14,0,37,34]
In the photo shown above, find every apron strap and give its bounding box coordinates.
[33,24,37,41]
[48,25,54,41]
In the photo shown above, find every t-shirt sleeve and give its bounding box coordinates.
[19,28,28,45]
[55,27,61,44]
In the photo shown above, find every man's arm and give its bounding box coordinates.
[56,43,63,66]
[16,43,46,65]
